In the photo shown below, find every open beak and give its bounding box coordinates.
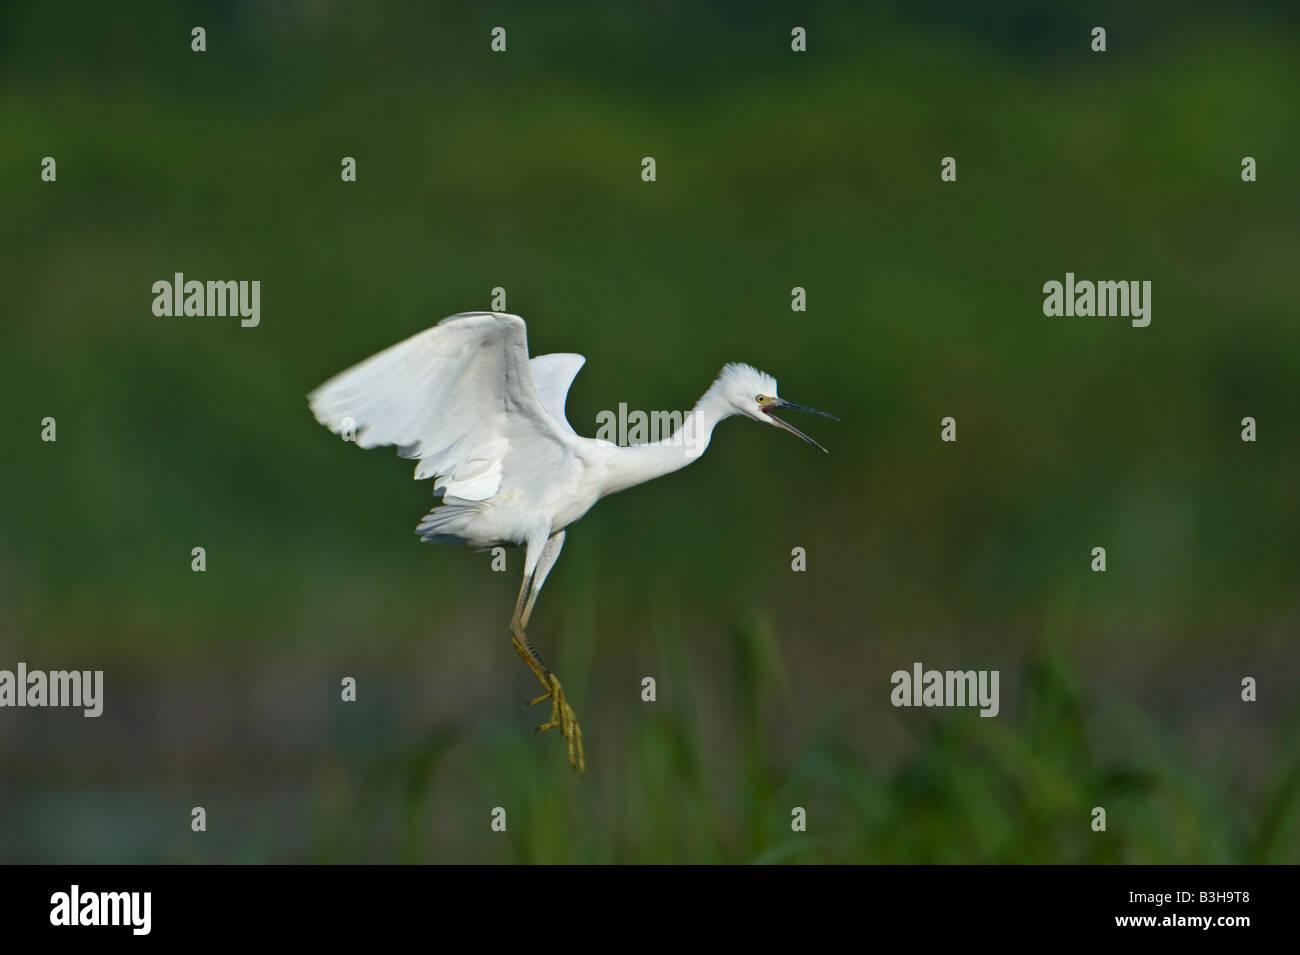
[762,399,837,453]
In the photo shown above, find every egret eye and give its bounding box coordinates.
[756,394,766,402]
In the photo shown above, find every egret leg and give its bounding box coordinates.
[519,530,564,631]
[508,531,584,774]
[510,572,551,691]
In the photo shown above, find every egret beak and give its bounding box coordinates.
[762,399,837,453]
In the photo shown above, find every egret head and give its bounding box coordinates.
[714,362,837,453]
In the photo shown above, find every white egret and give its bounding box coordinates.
[308,312,835,773]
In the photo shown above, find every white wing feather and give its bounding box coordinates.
[528,353,586,437]
[307,312,579,503]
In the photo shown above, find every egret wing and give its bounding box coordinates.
[528,353,586,437]
[308,312,578,502]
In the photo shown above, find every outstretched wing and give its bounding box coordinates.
[308,312,580,502]
[528,352,586,438]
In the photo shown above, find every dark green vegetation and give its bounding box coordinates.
[2,1,1297,862]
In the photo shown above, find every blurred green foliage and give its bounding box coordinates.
[1,1,1297,863]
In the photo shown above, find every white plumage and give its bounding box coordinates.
[308,311,833,772]
[310,313,567,499]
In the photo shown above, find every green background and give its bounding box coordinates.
[2,1,1297,863]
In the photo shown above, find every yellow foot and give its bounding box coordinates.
[529,674,586,774]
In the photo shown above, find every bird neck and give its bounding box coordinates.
[599,388,733,497]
